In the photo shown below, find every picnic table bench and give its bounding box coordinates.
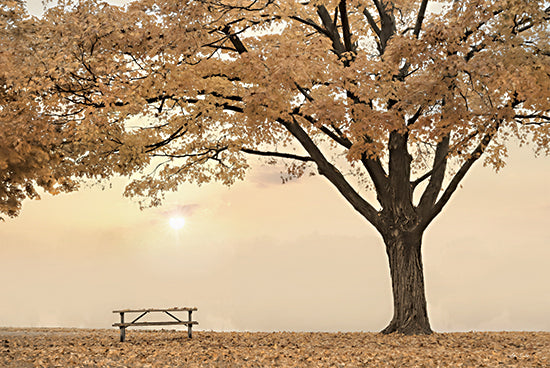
[112,307,198,342]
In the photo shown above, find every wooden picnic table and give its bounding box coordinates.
[112,307,198,342]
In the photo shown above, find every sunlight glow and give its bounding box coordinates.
[169,217,186,230]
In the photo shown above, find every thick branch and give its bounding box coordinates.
[294,112,389,201]
[362,7,381,37]
[279,118,382,230]
[289,15,331,37]
[407,106,423,126]
[293,112,351,149]
[420,122,501,229]
[417,135,449,216]
[411,170,432,189]
[222,25,248,54]
[294,82,314,102]
[371,0,384,17]
[317,5,346,55]
[342,90,390,198]
[320,125,352,148]
[339,0,354,52]
[372,0,395,54]
[413,0,429,38]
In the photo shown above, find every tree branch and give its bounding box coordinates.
[411,170,432,189]
[421,121,501,229]
[317,5,346,55]
[292,101,388,199]
[240,148,314,162]
[289,15,331,37]
[279,118,382,230]
[371,0,384,17]
[294,82,314,102]
[413,0,429,38]
[222,25,248,54]
[362,7,381,37]
[417,135,449,216]
[372,0,395,54]
[407,106,423,126]
[515,114,550,122]
[151,146,226,160]
[292,111,351,149]
[145,125,187,153]
[339,0,354,52]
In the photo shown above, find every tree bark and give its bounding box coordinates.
[381,229,432,335]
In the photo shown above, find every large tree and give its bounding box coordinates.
[16,0,550,333]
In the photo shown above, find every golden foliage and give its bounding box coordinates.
[2,0,549,214]
[0,1,79,218]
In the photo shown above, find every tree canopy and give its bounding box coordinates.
[17,0,548,215]
[2,0,549,333]
[1,0,80,218]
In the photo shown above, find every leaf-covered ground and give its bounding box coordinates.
[1,328,548,367]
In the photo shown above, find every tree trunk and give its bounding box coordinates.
[381,229,432,335]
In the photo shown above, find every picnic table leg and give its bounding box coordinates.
[188,310,193,338]
[119,312,126,342]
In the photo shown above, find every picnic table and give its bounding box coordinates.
[112,307,198,342]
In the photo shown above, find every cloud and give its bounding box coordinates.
[159,203,200,218]
[247,163,315,188]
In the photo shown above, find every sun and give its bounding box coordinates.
[169,217,186,230]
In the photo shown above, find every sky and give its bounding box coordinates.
[1,0,549,333]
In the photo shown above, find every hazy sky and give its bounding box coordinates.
[1,0,549,333]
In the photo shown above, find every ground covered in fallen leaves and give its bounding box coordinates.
[1,328,548,367]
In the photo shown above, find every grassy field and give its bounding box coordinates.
[1,328,548,367]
